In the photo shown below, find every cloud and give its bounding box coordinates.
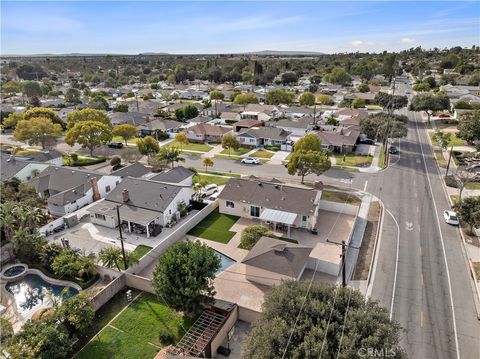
[399,38,416,45]
[349,40,376,48]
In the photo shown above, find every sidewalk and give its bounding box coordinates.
[202,144,224,158]
[269,150,290,165]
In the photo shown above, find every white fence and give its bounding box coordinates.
[39,217,65,236]
[318,200,359,216]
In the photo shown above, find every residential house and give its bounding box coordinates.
[241,236,312,286]
[220,112,241,123]
[352,92,376,105]
[314,127,360,153]
[111,162,151,179]
[267,117,314,138]
[0,154,50,182]
[137,119,184,137]
[87,176,193,237]
[281,106,315,119]
[148,166,194,186]
[244,104,281,119]
[186,115,213,125]
[108,112,150,127]
[441,84,480,99]
[203,103,242,117]
[240,111,271,122]
[234,119,262,133]
[237,127,291,148]
[27,167,121,217]
[184,123,232,143]
[332,108,368,127]
[218,178,321,235]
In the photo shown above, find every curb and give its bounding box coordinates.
[365,198,385,299]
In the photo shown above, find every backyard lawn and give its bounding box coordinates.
[188,209,239,243]
[251,149,274,159]
[119,245,152,270]
[334,153,373,167]
[168,140,212,152]
[193,174,232,186]
[76,292,194,359]
[64,154,106,166]
[220,147,251,156]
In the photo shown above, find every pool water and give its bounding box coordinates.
[6,274,79,318]
[3,265,26,277]
[214,251,235,275]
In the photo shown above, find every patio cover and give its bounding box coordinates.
[260,208,297,225]
[88,201,159,225]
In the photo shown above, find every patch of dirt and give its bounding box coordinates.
[353,201,381,280]
[460,224,480,247]
[472,262,480,281]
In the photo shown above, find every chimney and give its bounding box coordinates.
[91,177,101,201]
[122,189,129,203]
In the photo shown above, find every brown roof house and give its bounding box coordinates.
[218,178,321,236]
[242,236,312,286]
[184,123,232,143]
[314,127,360,153]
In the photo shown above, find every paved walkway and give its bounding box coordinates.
[269,150,290,165]
[202,144,224,158]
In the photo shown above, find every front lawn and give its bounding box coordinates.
[193,174,232,186]
[187,209,239,243]
[378,147,386,168]
[434,150,448,168]
[168,140,212,152]
[214,153,242,160]
[251,149,274,159]
[429,131,466,147]
[220,147,251,156]
[334,154,373,167]
[195,169,240,178]
[65,154,106,166]
[76,292,194,359]
[465,182,480,190]
[112,136,139,145]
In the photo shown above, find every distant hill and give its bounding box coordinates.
[246,50,325,56]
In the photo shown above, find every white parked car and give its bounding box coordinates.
[443,210,459,226]
[199,184,218,198]
[207,192,220,202]
[241,157,260,164]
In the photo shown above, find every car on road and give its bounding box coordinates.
[107,142,124,149]
[359,138,375,145]
[388,146,399,154]
[241,157,260,164]
[199,184,218,198]
[443,210,459,226]
[466,163,480,172]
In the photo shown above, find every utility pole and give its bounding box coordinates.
[446,145,454,176]
[116,205,128,270]
[327,239,351,288]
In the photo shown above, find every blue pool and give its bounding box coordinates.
[214,250,235,275]
[6,274,79,318]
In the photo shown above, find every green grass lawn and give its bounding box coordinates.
[378,147,386,168]
[119,245,152,270]
[334,153,373,167]
[214,153,242,160]
[330,166,360,173]
[429,131,466,147]
[195,169,240,177]
[168,140,212,152]
[76,292,194,359]
[465,182,480,190]
[65,154,106,166]
[450,195,460,205]
[251,149,274,159]
[112,136,139,145]
[193,174,232,186]
[434,150,448,168]
[321,190,361,206]
[220,147,251,156]
[187,208,239,243]
[285,152,293,161]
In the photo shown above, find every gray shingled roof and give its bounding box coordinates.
[242,236,312,278]
[238,126,291,141]
[149,166,194,184]
[0,154,29,181]
[111,163,150,178]
[218,178,319,215]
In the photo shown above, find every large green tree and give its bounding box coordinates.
[221,133,240,157]
[64,120,112,156]
[287,134,331,183]
[457,110,480,144]
[157,146,185,169]
[23,107,63,126]
[66,108,111,129]
[22,81,43,98]
[112,123,138,145]
[455,197,480,234]
[360,113,408,142]
[152,240,220,315]
[137,135,160,157]
[234,93,258,106]
[374,92,408,112]
[13,117,63,149]
[265,89,294,105]
[243,281,406,358]
[57,292,95,336]
[65,88,81,104]
[409,92,450,122]
[324,67,352,85]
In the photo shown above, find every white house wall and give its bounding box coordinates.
[14,163,50,182]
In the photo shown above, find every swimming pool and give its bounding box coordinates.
[214,250,235,275]
[6,273,79,319]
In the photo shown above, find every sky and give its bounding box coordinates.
[1,1,479,55]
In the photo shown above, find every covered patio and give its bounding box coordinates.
[259,208,297,238]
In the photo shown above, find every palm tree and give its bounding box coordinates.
[98,247,123,271]
[0,202,17,241]
[203,157,214,173]
[157,146,185,169]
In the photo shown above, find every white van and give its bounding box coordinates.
[200,184,218,198]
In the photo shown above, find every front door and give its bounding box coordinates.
[300,215,308,228]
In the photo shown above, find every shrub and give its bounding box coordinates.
[239,225,269,249]
[158,330,175,346]
[70,153,78,162]
[444,175,459,188]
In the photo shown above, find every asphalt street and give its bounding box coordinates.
[367,82,480,359]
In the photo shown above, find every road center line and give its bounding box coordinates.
[413,111,461,359]
[385,208,400,320]
[363,180,368,192]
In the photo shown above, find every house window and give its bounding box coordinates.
[105,185,111,192]
[250,206,260,217]
[95,213,106,221]
[226,201,235,208]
